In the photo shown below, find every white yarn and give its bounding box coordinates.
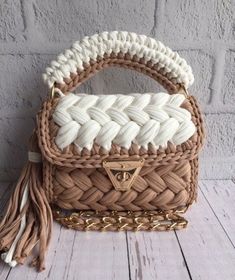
[53,92,196,151]
[42,31,194,89]
[1,184,29,267]
[28,151,42,163]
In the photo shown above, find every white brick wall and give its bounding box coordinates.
[0,0,234,180]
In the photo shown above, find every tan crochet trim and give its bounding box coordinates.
[38,51,204,214]
[39,93,203,212]
[37,96,204,168]
[54,53,182,94]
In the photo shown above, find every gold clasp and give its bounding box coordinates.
[49,85,55,99]
[49,85,64,99]
[179,84,189,98]
[103,159,145,191]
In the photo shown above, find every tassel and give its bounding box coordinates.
[0,132,53,271]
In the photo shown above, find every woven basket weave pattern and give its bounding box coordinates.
[39,95,203,212]
[44,158,198,211]
[0,32,205,271]
[38,31,204,215]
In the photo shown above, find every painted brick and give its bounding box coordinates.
[0,0,25,42]
[0,1,233,180]
[0,54,54,117]
[222,50,235,105]
[0,169,20,182]
[78,68,162,95]
[0,118,35,172]
[162,0,235,40]
[202,114,235,158]
[32,0,155,42]
[178,50,213,106]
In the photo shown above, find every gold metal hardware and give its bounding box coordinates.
[103,159,145,191]
[53,208,188,231]
[50,85,55,99]
[50,85,66,99]
[179,84,189,98]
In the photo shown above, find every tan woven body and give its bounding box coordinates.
[45,158,198,211]
[38,92,204,213]
[0,33,205,272]
[37,49,205,219]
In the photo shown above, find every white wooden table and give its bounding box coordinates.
[0,180,234,280]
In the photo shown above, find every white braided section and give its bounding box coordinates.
[43,31,194,89]
[53,92,196,151]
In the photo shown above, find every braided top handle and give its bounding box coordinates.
[43,31,194,94]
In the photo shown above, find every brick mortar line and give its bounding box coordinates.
[0,40,235,55]
[201,157,235,162]
[21,0,34,34]
[150,0,164,37]
[20,0,47,50]
[203,106,235,114]
[209,48,226,106]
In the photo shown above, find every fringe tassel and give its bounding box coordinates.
[0,132,53,271]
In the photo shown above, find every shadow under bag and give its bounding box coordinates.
[0,31,205,271]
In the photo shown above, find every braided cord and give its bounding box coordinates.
[43,31,194,90]
[53,92,196,151]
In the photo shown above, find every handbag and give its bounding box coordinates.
[0,31,205,271]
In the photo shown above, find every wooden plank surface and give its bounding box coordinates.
[3,204,129,280]
[0,180,234,279]
[5,227,129,280]
[6,223,63,280]
[200,180,235,246]
[127,231,190,280]
[175,181,235,280]
[65,231,129,280]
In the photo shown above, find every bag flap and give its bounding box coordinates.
[37,92,204,168]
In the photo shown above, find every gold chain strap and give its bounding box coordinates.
[53,208,188,231]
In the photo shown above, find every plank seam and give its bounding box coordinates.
[199,185,235,249]
[4,267,12,280]
[46,225,63,279]
[174,231,193,280]
[65,231,77,280]
[125,232,132,280]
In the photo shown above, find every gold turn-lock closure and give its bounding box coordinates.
[103,159,145,191]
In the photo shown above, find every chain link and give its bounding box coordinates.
[53,208,188,231]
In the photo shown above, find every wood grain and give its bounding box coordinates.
[65,231,129,280]
[0,180,235,279]
[127,231,190,280]
[6,223,62,280]
[176,182,235,280]
[200,180,235,246]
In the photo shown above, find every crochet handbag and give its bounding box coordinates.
[0,31,204,270]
